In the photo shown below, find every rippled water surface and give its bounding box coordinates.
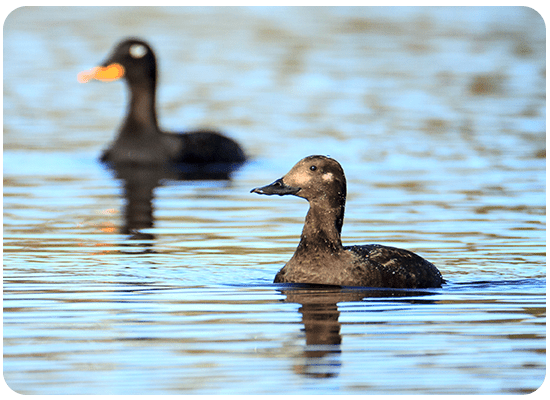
[3,6,546,395]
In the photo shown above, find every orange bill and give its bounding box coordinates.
[77,63,125,83]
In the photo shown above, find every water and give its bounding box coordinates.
[3,6,546,395]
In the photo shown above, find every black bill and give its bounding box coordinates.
[250,178,301,196]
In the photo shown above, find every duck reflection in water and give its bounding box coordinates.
[110,163,240,243]
[279,285,438,379]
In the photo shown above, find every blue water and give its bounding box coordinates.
[3,6,546,395]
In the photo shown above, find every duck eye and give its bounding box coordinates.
[310,165,317,171]
[129,44,147,59]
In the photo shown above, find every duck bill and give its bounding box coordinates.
[77,63,125,83]
[251,178,301,196]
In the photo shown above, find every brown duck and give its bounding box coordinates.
[251,155,444,288]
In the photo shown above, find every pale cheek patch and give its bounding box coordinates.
[287,171,310,186]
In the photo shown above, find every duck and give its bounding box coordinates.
[251,155,444,289]
[78,38,246,166]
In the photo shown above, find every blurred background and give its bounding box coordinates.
[3,6,546,395]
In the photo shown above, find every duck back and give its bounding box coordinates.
[173,130,247,164]
[345,244,444,288]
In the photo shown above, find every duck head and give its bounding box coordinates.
[251,155,347,207]
[78,38,157,87]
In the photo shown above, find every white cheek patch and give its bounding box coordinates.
[129,44,147,58]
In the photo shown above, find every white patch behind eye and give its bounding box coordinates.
[129,44,147,58]
[322,172,334,181]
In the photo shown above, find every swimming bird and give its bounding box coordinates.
[251,156,444,288]
[78,38,246,166]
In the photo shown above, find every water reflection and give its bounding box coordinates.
[280,285,439,379]
[107,161,244,240]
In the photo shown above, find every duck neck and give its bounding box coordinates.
[296,200,345,254]
[121,83,159,137]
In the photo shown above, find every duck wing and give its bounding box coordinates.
[346,244,444,288]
